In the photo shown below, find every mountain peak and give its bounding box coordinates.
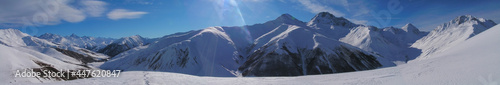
[69,33,79,38]
[129,35,143,39]
[452,15,478,24]
[435,15,497,32]
[275,13,297,21]
[402,23,419,33]
[0,28,21,33]
[317,12,336,19]
[38,33,61,39]
[307,12,356,28]
[265,13,304,25]
[0,28,29,37]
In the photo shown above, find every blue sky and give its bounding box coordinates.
[1,0,499,38]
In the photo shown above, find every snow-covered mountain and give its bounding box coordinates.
[97,35,157,57]
[412,15,497,59]
[303,12,428,63]
[307,12,359,39]
[45,24,500,85]
[239,25,393,76]
[100,13,394,77]
[3,11,499,84]
[340,24,428,62]
[101,27,242,77]
[38,33,115,51]
[0,29,109,62]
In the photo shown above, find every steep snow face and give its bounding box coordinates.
[112,35,149,46]
[412,15,497,59]
[307,12,358,39]
[97,35,156,57]
[400,23,427,43]
[402,23,420,34]
[101,27,241,77]
[244,14,306,41]
[38,33,115,51]
[272,14,305,26]
[340,24,427,62]
[0,29,30,46]
[0,29,57,47]
[307,12,357,28]
[239,25,394,76]
[340,26,399,58]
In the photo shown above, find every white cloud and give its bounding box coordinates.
[80,0,108,17]
[297,0,345,16]
[107,9,148,20]
[0,0,108,27]
[349,18,368,25]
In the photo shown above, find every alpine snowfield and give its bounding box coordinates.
[32,23,500,85]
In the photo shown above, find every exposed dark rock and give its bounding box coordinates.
[97,43,131,57]
[53,48,97,64]
[238,45,382,77]
[32,60,93,81]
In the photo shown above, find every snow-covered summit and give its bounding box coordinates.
[113,35,145,45]
[0,28,30,46]
[266,14,305,26]
[38,33,64,40]
[402,23,420,34]
[434,15,496,32]
[307,12,357,28]
[306,12,360,39]
[451,15,494,25]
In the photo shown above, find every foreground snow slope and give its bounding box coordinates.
[40,25,500,85]
[0,44,91,83]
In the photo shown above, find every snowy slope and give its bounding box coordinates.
[0,44,91,83]
[0,29,116,83]
[308,12,358,39]
[38,33,115,51]
[240,25,394,76]
[340,24,427,62]
[412,15,496,59]
[40,24,500,85]
[0,29,30,46]
[412,15,497,59]
[0,29,109,63]
[101,27,241,77]
[306,12,427,62]
[99,14,302,77]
